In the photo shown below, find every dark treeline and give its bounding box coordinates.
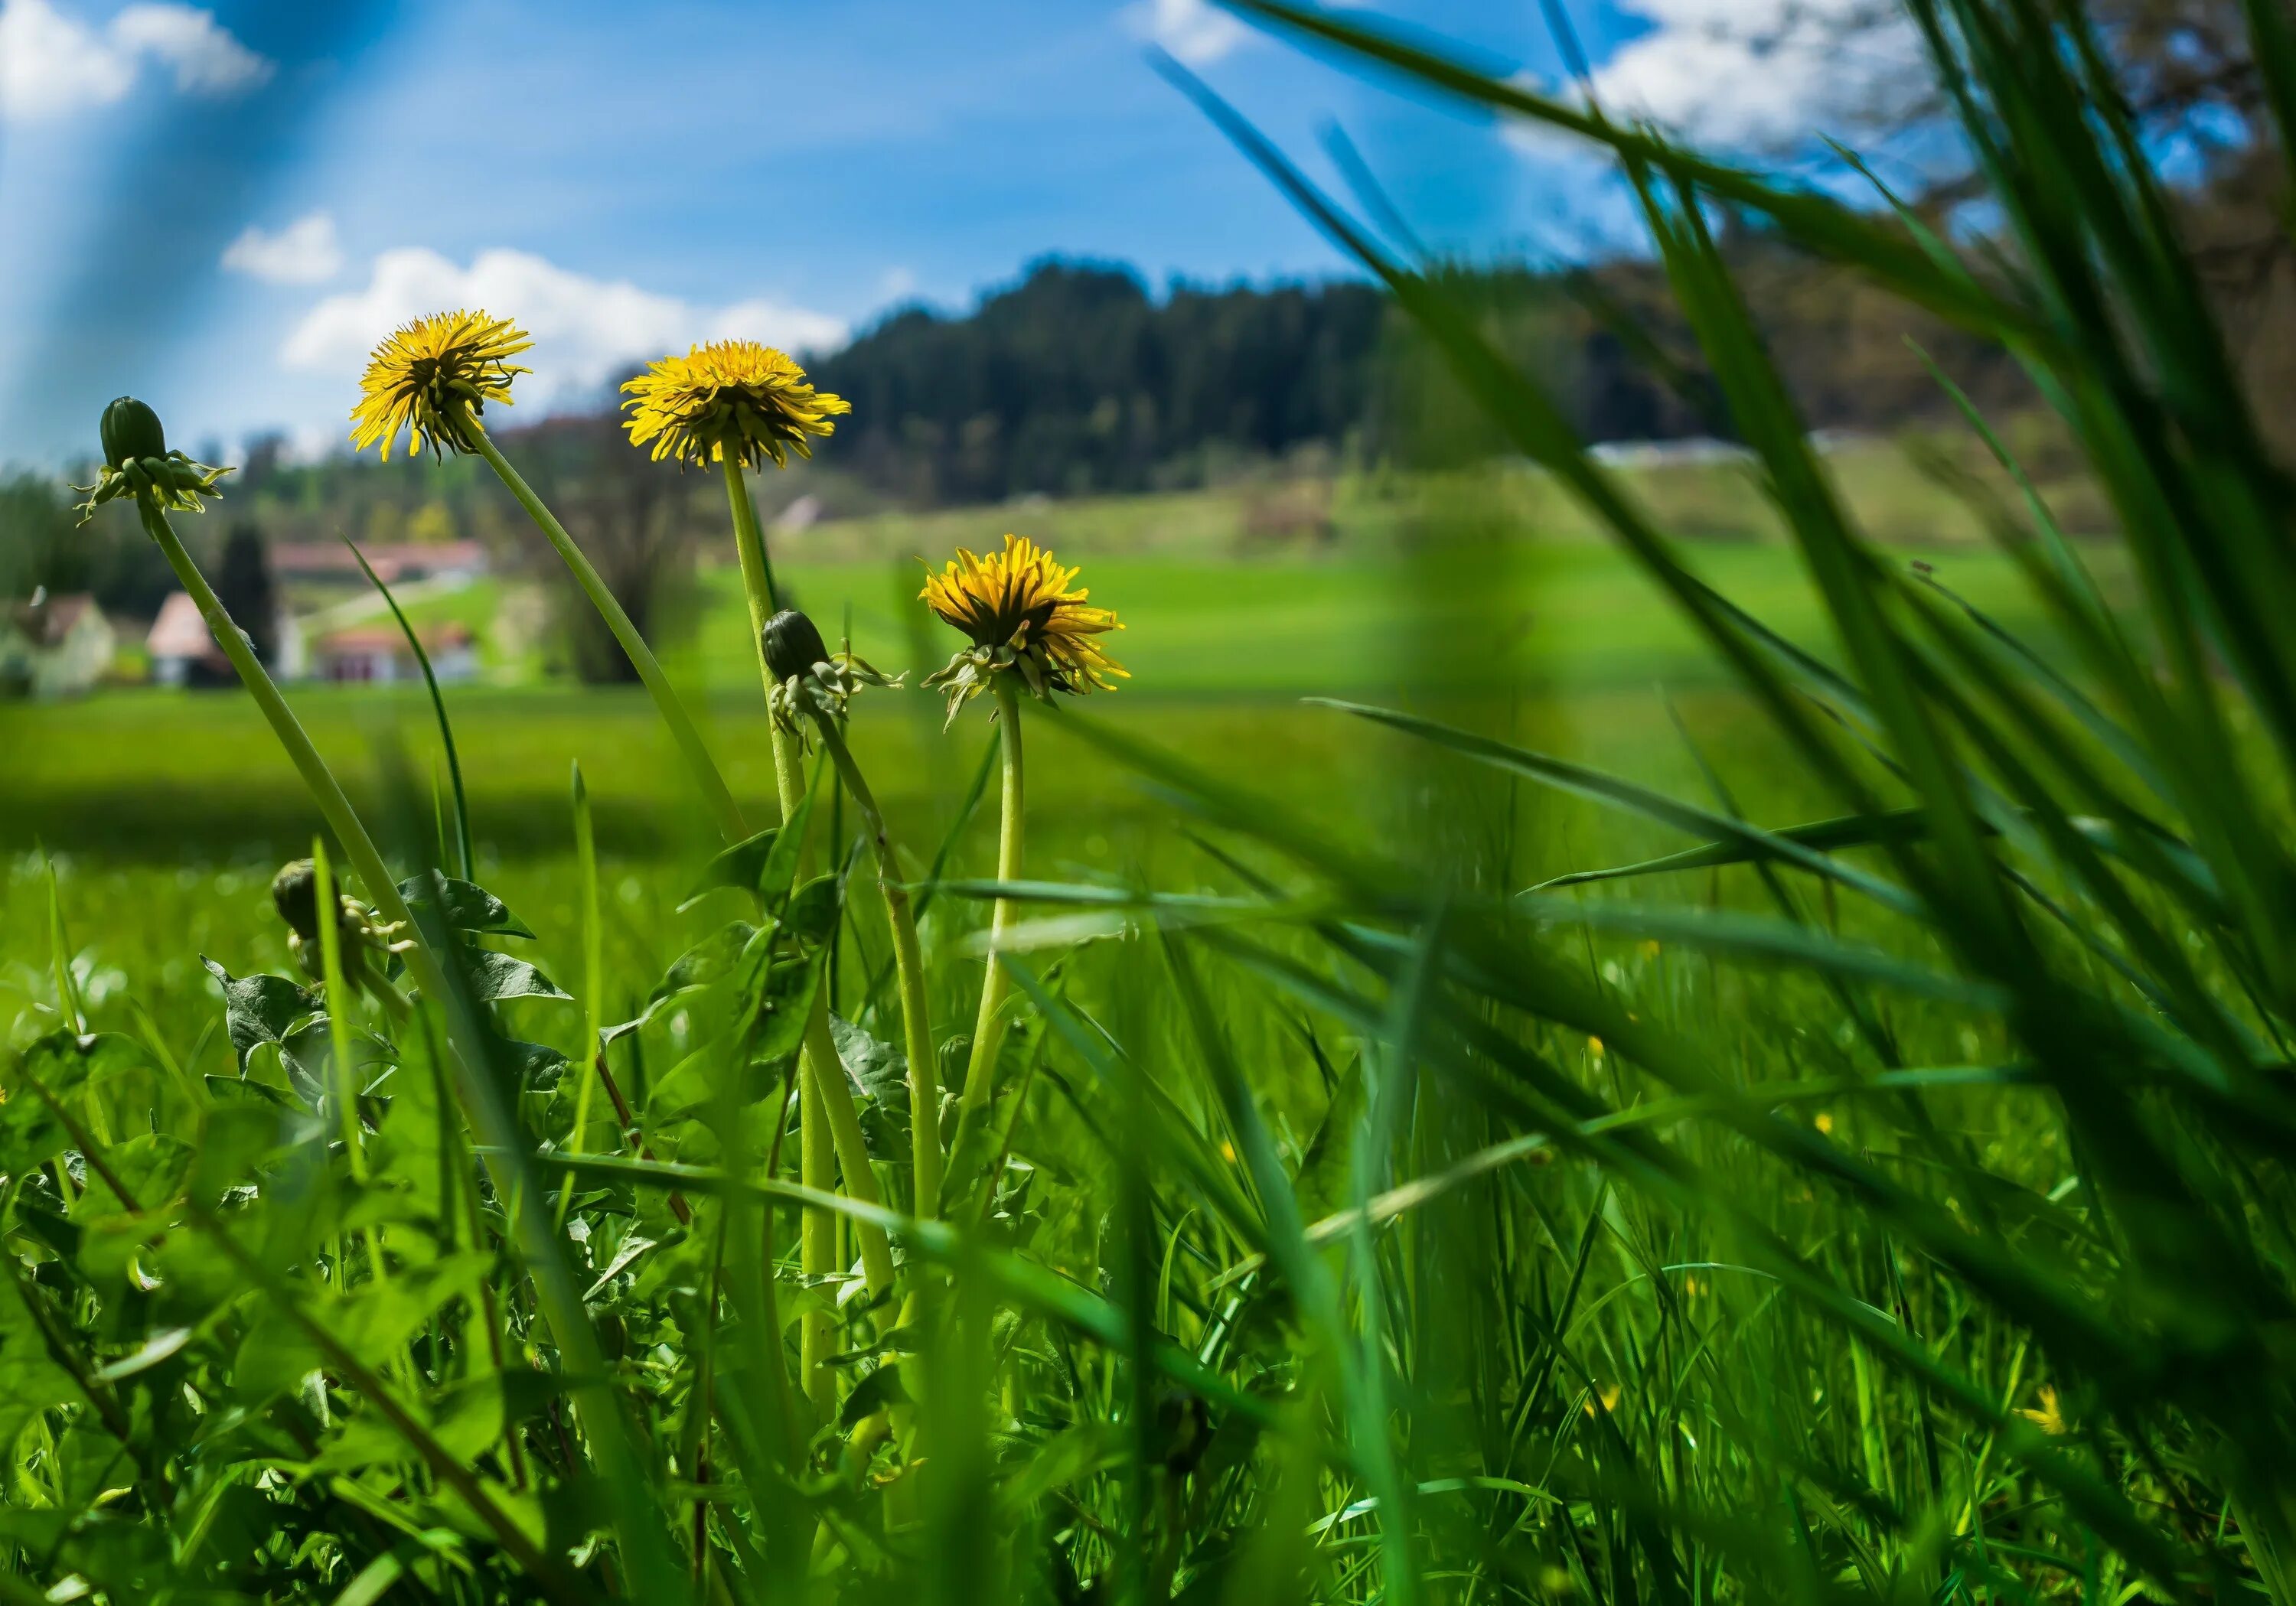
[812,262,1388,502]
[807,251,2038,502]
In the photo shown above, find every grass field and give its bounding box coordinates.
[9,0,2294,1593]
[4,533,2043,1032]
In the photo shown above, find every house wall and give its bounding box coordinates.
[1,614,116,699]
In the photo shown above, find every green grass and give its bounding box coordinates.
[5,0,2293,1595]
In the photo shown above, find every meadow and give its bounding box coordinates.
[3,530,2043,1035]
[8,0,2296,1601]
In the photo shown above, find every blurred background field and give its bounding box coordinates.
[8,0,2294,1595]
[2,432,2105,1082]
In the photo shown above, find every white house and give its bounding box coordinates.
[147,592,224,686]
[0,591,116,699]
[147,591,306,686]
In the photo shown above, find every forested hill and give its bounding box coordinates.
[809,261,1389,504]
[806,254,2034,503]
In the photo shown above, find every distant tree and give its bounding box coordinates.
[502,412,696,685]
[210,523,279,670]
[0,472,72,600]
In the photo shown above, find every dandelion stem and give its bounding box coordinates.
[144,507,413,956]
[141,499,686,1587]
[309,840,367,1182]
[722,454,783,624]
[724,460,895,1402]
[815,718,942,1215]
[463,410,748,844]
[947,676,1026,1206]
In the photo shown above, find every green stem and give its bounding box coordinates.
[345,536,472,878]
[467,412,748,844]
[797,1015,836,1413]
[816,720,942,1216]
[945,677,1026,1206]
[801,1005,898,1301]
[309,841,365,1181]
[142,500,685,1591]
[722,454,782,634]
[768,725,880,1412]
[724,457,890,1412]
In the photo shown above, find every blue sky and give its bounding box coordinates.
[0,0,1902,464]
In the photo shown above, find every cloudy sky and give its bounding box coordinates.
[0,0,1909,464]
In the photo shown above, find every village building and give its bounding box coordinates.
[269,541,488,589]
[0,591,116,699]
[146,592,307,686]
[310,621,478,685]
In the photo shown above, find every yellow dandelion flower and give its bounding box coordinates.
[621,340,850,470]
[1815,1112,1835,1135]
[2017,1386,2068,1435]
[351,311,532,461]
[920,533,1126,724]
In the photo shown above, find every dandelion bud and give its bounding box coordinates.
[76,396,230,526]
[269,856,414,992]
[762,608,831,683]
[271,858,324,943]
[761,611,902,742]
[100,396,168,469]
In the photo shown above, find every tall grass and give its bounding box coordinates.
[7,0,2296,1600]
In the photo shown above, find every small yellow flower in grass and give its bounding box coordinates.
[621,340,850,469]
[2017,1386,2068,1436]
[1585,1383,1622,1418]
[351,311,532,460]
[1815,1112,1835,1135]
[921,533,1126,725]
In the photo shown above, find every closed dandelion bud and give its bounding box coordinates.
[762,609,902,741]
[762,608,831,682]
[271,858,324,943]
[100,396,168,468]
[269,857,416,990]
[76,396,230,526]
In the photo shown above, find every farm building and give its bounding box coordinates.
[148,592,308,686]
[270,541,488,588]
[0,591,116,699]
[311,621,478,684]
[145,593,229,686]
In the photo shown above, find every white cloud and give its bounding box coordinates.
[109,2,269,93]
[0,0,269,122]
[1507,0,1924,152]
[1127,0,1249,67]
[281,246,850,404]
[222,212,343,285]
